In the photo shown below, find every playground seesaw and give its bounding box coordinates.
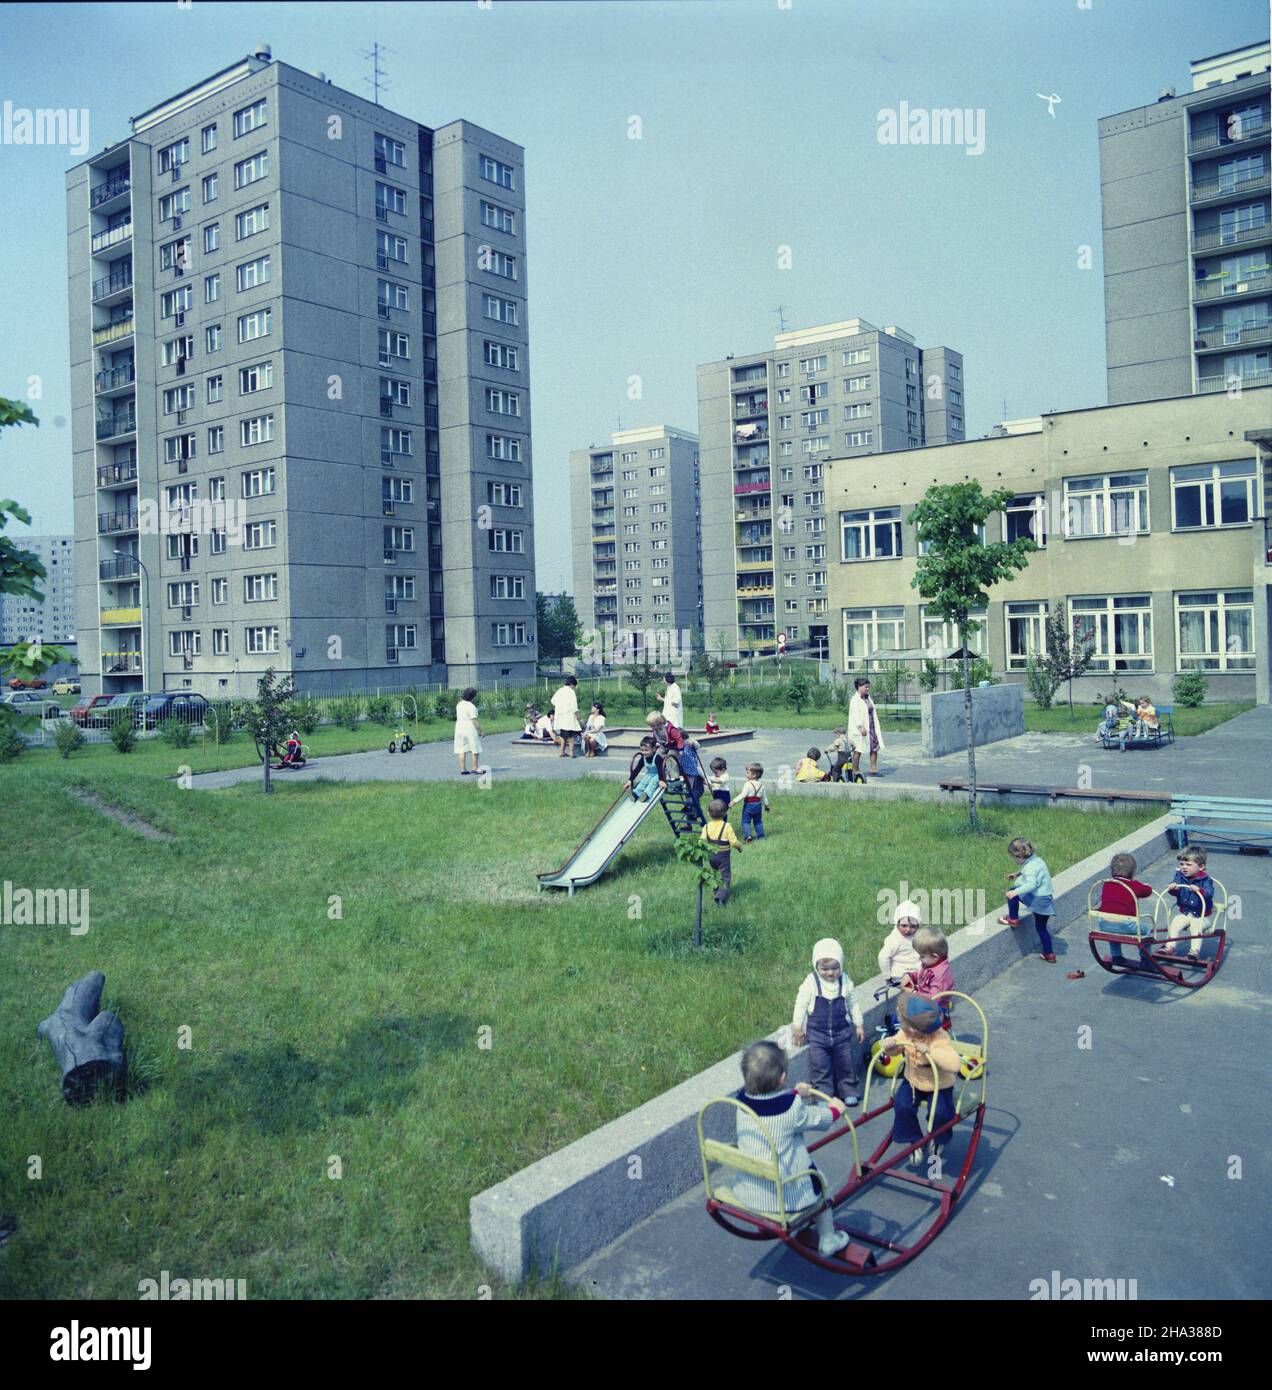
[1087,879,1228,988]
[698,992,987,1276]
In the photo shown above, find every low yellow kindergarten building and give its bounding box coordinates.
[825,387,1272,706]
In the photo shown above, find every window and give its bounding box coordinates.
[376,231,408,263]
[205,324,222,353]
[166,533,198,560]
[208,476,226,501]
[921,605,987,655]
[162,384,195,414]
[649,484,667,496]
[650,503,667,515]
[784,572,798,588]
[804,490,824,507]
[1176,590,1254,670]
[842,607,905,661]
[842,347,871,365]
[487,434,522,462]
[480,154,515,189]
[485,388,521,416]
[489,528,524,553]
[480,200,518,236]
[237,255,271,292]
[201,172,218,204]
[166,578,198,608]
[384,378,411,407]
[378,278,409,311]
[162,335,193,367]
[386,624,418,653]
[918,522,985,557]
[780,467,794,482]
[207,425,224,454]
[487,573,524,601]
[165,482,197,512]
[1170,460,1257,529]
[382,475,412,505]
[384,525,415,552]
[200,222,219,258]
[213,628,230,654]
[242,467,275,498]
[239,361,273,395]
[778,415,792,430]
[206,374,223,404]
[210,527,227,555]
[802,436,829,454]
[1005,493,1046,547]
[379,329,409,364]
[168,629,201,656]
[807,571,827,588]
[845,430,874,448]
[159,236,191,271]
[235,203,270,240]
[648,452,665,463]
[244,572,278,602]
[202,124,217,154]
[487,481,523,507]
[160,285,192,318]
[492,621,529,646]
[482,248,517,279]
[386,575,416,602]
[841,507,901,561]
[234,151,269,189]
[776,361,791,378]
[233,98,268,138]
[245,625,279,654]
[949,362,961,381]
[844,401,873,419]
[483,340,519,370]
[805,517,826,535]
[623,541,641,554]
[1064,471,1149,537]
[243,519,277,549]
[236,308,271,345]
[622,487,638,499]
[801,409,829,428]
[845,375,871,392]
[211,577,228,605]
[1006,600,1048,670]
[374,132,405,167]
[1071,594,1153,671]
[375,182,408,215]
[240,414,274,446]
[157,138,189,174]
[804,544,825,561]
[798,355,828,374]
[158,188,190,221]
[621,469,638,481]
[205,273,220,303]
[482,292,518,324]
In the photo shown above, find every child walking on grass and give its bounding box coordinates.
[740,763,771,841]
[999,836,1057,962]
[792,938,864,1108]
[701,799,742,905]
[731,1041,851,1258]
[708,756,731,810]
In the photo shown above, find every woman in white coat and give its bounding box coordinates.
[454,686,483,776]
[847,676,885,779]
[551,675,582,758]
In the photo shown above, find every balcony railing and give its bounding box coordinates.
[90,174,131,208]
[96,413,137,441]
[100,606,142,626]
[96,461,138,488]
[1194,323,1272,350]
[1193,223,1271,252]
[733,481,771,495]
[99,555,140,581]
[1193,270,1271,302]
[1198,370,1272,392]
[97,510,140,534]
[94,363,136,393]
[1191,171,1271,205]
[91,222,133,253]
[738,585,775,598]
[92,267,133,300]
[102,651,142,674]
[735,399,769,418]
[92,317,135,346]
[735,506,772,522]
[734,424,768,443]
[735,454,770,469]
[1189,116,1269,154]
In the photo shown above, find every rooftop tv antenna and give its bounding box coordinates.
[774,305,788,333]
[359,40,393,105]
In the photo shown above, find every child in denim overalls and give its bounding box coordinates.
[791,938,863,1107]
[627,737,663,802]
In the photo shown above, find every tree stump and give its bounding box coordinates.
[37,971,126,1104]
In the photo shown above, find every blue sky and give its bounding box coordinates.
[0,0,1266,591]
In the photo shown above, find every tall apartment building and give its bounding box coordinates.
[0,535,75,644]
[1099,40,1271,406]
[698,319,964,660]
[569,426,701,657]
[822,387,1272,704]
[67,47,535,699]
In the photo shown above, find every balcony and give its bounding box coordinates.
[733,481,771,495]
[735,398,769,419]
[90,173,131,209]
[737,584,775,598]
[91,266,133,303]
[90,222,133,257]
[102,650,142,675]
[100,606,142,626]
[1191,171,1271,206]
[1193,222,1272,253]
[1194,323,1272,351]
[734,424,768,444]
[1198,370,1272,392]
[95,412,137,441]
[1188,116,1269,155]
[1193,270,1271,303]
[98,510,140,535]
[734,454,770,470]
[736,557,774,571]
[94,362,136,394]
[92,317,135,347]
[735,506,772,522]
[96,460,138,488]
[99,555,140,581]
[592,528,615,542]
[594,583,617,595]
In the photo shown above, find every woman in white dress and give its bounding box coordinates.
[661,671,684,730]
[847,676,885,779]
[453,686,483,776]
[551,676,582,758]
[583,702,608,757]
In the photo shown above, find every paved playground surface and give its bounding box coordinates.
[570,843,1272,1301]
[190,706,1272,800]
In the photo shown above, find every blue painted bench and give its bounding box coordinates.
[1167,795,1272,853]
[1100,705,1175,750]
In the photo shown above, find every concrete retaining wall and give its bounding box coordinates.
[922,683,1024,757]
[469,811,1174,1283]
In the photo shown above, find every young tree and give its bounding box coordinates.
[674,835,725,949]
[908,482,1037,830]
[535,592,583,664]
[628,652,661,713]
[1043,601,1095,716]
[243,666,297,794]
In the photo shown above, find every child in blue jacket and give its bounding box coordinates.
[999,836,1057,962]
[1160,845,1216,960]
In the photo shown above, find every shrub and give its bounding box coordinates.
[287,697,321,735]
[331,696,362,730]
[0,722,25,762]
[1172,671,1208,708]
[109,712,137,753]
[968,656,999,687]
[1025,656,1060,710]
[434,690,459,720]
[160,716,192,749]
[54,720,85,759]
[366,695,395,725]
[918,658,941,693]
[809,678,834,710]
[205,700,236,745]
[786,673,811,715]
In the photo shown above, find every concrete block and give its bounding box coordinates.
[922,683,1024,757]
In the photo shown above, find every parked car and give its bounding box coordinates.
[6,676,48,689]
[2,689,49,706]
[52,678,82,695]
[141,692,210,730]
[95,692,152,729]
[0,695,64,721]
[69,693,116,727]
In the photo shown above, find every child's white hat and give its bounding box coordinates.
[812,937,843,967]
[893,900,922,925]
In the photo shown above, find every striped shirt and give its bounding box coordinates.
[732,1088,836,1215]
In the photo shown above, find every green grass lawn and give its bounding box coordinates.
[1022,702,1253,736]
[0,754,1158,1298]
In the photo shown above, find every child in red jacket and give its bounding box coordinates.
[1097,852,1154,964]
[901,926,955,1028]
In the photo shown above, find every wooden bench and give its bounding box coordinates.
[938,780,1169,806]
[1168,795,1272,853]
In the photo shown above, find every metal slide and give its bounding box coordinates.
[536,785,666,895]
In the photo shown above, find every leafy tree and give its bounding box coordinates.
[1172,671,1208,708]
[628,653,661,712]
[918,658,941,693]
[242,666,297,793]
[674,834,725,949]
[536,592,583,663]
[1025,655,1060,710]
[908,482,1036,830]
[786,672,811,715]
[1043,601,1095,715]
